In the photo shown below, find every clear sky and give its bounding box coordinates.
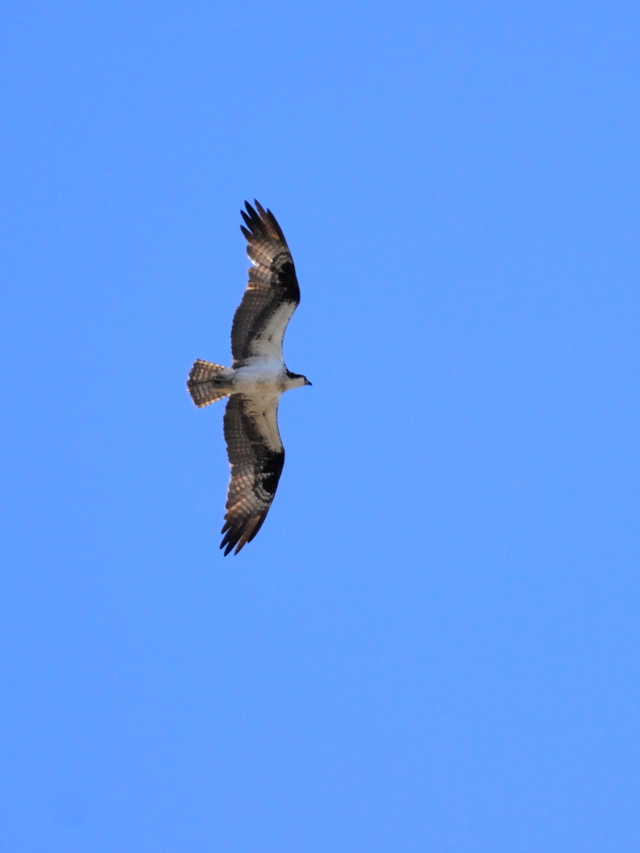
[1,1,639,851]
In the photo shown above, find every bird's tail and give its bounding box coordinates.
[187,360,234,407]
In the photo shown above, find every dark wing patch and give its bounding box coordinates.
[231,200,300,366]
[220,393,285,555]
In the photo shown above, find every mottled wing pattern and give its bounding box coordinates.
[231,200,300,366]
[221,392,285,555]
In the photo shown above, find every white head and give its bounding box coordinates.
[285,370,312,389]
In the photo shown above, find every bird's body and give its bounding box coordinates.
[187,201,311,555]
[233,362,308,395]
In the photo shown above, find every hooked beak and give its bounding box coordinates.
[306,379,313,386]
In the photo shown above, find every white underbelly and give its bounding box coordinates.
[233,363,284,394]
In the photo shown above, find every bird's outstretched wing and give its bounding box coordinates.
[231,200,300,366]
[221,392,285,555]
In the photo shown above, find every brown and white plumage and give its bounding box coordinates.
[232,200,300,365]
[187,201,311,555]
[220,393,285,555]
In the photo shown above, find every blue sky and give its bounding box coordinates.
[1,1,639,850]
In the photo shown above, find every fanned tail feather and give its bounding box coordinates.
[187,360,233,407]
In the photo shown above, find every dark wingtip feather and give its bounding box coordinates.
[244,200,259,223]
[257,200,286,241]
[240,199,287,244]
[220,530,238,556]
[219,532,247,557]
[241,201,270,239]
[220,511,267,556]
[240,209,254,231]
[220,518,246,556]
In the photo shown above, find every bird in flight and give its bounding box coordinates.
[187,201,311,555]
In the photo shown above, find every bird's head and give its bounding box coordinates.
[285,370,312,389]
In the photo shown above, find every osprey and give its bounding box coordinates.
[187,200,311,555]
